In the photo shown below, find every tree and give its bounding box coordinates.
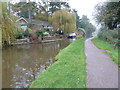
[94,1,120,29]
[49,9,76,33]
[48,1,70,13]
[79,15,96,37]
[81,15,89,22]
[1,2,19,45]
[73,9,80,30]
[11,1,39,22]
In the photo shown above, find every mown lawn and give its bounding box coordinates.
[30,38,87,88]
[92,38,119,67]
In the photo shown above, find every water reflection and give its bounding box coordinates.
[2,39,70,88]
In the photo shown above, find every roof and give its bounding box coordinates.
[16,17,28,23]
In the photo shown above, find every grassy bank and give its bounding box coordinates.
[30,38,87,88]
[92,38,119,67]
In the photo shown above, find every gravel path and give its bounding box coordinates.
[85,38,118,88]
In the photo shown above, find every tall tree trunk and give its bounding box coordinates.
[28,8,31,23]
[28,0,31,23]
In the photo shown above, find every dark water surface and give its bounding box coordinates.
[2,39,71,88]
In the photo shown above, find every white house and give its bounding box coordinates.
[16,17,28,31]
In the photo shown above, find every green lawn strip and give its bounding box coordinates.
[92,38,119,67]
[30,38,87,88]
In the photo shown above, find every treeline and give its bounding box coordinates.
[10,1,70,22]
[11,1,95,36]
[77,15,96,37]
[94,1,120,45]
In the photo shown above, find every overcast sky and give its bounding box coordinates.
[69,0,107,26]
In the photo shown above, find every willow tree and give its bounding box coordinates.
[1,2,18,45]
[49,9,76,33]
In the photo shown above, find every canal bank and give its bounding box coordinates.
[30,38,87,88]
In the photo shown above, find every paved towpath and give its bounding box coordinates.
[85,38,118,88]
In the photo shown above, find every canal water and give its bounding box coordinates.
[2,39,71,88]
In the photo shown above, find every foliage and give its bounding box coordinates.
[43,32,49,36]
[10,2,42,22]
[49,9,76,33]
[26,28,32,32]
[78,28,86,37]
[79,15,96,37]
[98,29,118,44]
[73,9,80,29]
[94,1,119,49]
[48,2,70,13]
[15,27,23,39]
[94,2,120,29]
[10,1,70,22]
[35,31,43,37]
[71,10,96,37]
[36,29,49,37]
[1,2,19,45]
[92,38,119,67]
[27,23,41,30]
[34,13,48,21]
[30,38,87,88]
[27,23,34,29]
[23,28,32,37]
[24,31,30,37]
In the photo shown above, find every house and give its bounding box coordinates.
[16,17,28,31]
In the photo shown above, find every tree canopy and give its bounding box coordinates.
[49,9,76,33]
[94,1,120,29]
[78,15,96,37]
[1,2,19,45]
[10,1,70,22]
[48,2,70,13]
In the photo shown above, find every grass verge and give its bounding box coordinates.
[92,38,119,67]
[30,38,87,88]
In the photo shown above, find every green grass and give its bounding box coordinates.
[30,38,87,88]
[92,38,119,67]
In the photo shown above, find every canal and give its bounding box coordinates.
[2,39,72,88]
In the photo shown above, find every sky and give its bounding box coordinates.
[69,0,107,26]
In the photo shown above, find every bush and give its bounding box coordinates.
[23,28,32,37]
[26,28,32,32]
[98,29,118,44]
[35,14,48,21]
[36,31,43,37]
[15,27,23,39]
[24,31,30,37]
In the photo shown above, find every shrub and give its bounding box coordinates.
[35,14,48,21]
[98,29,118,44]
[35,31,43,37]
[15,27,23,39]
